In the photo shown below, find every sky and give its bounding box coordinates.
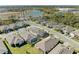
[0,0,79,5]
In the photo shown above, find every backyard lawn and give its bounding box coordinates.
[4,40,43,54]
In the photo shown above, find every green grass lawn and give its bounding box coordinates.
[4,40,43,54]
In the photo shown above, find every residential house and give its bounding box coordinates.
[0,25,8,33]
[17,28,29,41]
[61,26,75,35]
[8,23,16,30]
[15,21,29,29]
[4,31,25,47]
[17,28,39,45]
[47,22,59,28]
[27,26,49,38]
[0,40,8,54]
[35,35,59,53]
[26,32,38,44]
[70,29,79,38]
[39,18,49,26]
[14,22,24,29]
[49,43,74,54]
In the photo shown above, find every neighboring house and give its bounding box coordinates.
[5,21,29,33]
[39,19,48,26]
[37,30,49,38]
[17,28,28,41]
[14,21,24,29]
[40,21,48,26]
[0,40,8,54]
[27,26,44,34]
[0,25,8,33]
[61,26,75,35]
[15,21,29,29]
[27,26,49,38]
[47,22,58,28]
[56,23,66,29]
[8,23,16,30]
[47,22,75,35]
[0,24,15,33]
[26,32,38,44]
[70,29,79,38]
[47,22,65,29]
[4,31,25,47]
[4,24,15,33]
[49,43,74,54]
[47,22,55,28]
[35,35,59,53]
[17,28,39,45]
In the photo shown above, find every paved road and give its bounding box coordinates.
[26,20,79,49]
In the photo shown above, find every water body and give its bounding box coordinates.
[27,10,44,17]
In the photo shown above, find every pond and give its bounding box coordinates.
[27,10,44,17]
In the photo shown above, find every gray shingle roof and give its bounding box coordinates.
[17,28,29,41]
[35,35,59,53]
[49,43,74,54]
[27,26,49,38]
[0,25,8,32]
[26,32,37,44]
[8,23,16,30]
[5,31,24,47]
[0,40,8,54]
[17,28,38,44]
